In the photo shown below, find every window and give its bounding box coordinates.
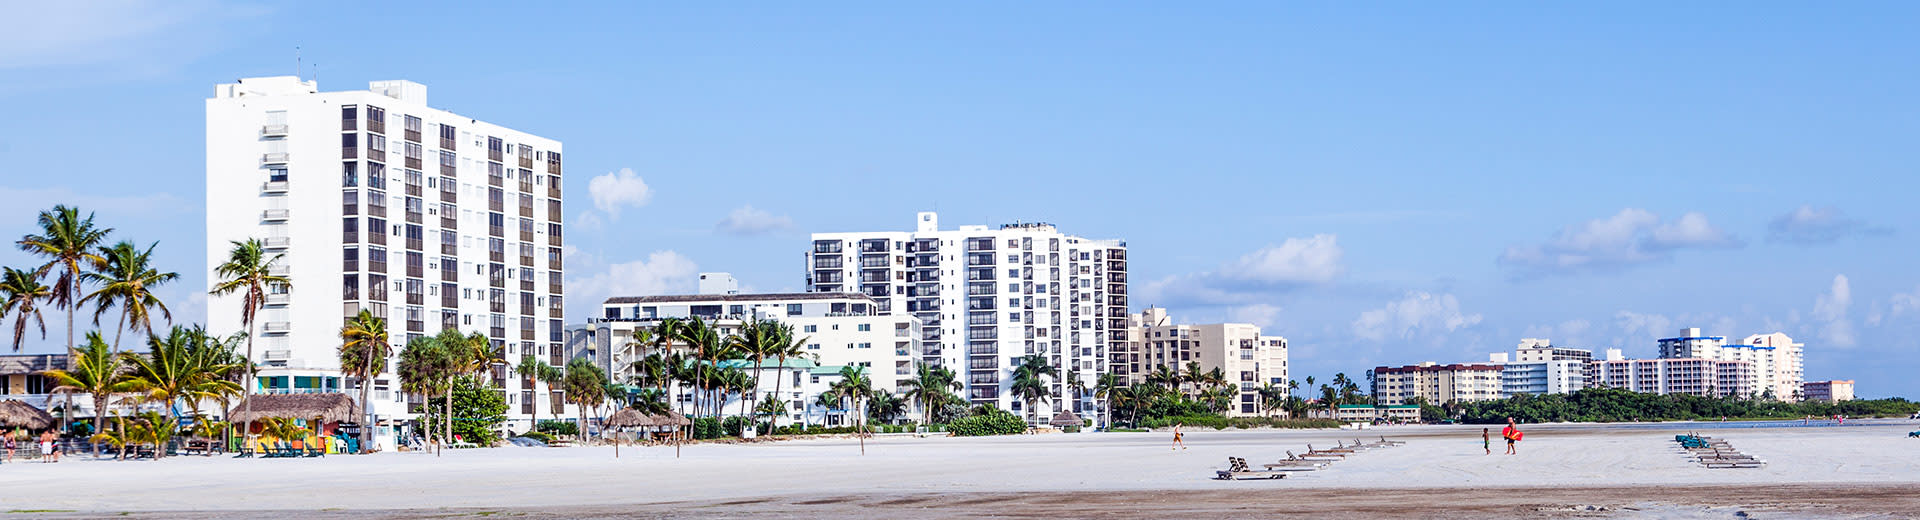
[857,324,871,332]
[268,167,288,182]
[807,344,820,350]
[803,325,817,333]
[342,162,358,187]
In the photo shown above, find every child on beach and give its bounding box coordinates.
[1171,423,1186,450]
[1482,428,1490,455]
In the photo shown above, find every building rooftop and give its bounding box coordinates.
[605,292,875,305]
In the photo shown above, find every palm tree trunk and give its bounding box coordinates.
[770,356,786,432]
[443,385,452,453]
[239,317,257,454]
[61,275,76,433]
[92,393,107,458]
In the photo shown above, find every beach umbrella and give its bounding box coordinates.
[0,399,56,430]
[603,408,656,458]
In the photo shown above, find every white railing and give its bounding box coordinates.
[262,124,289,136]
[262,208,290,220]
[262,349,291,360]
[262,181,289,193]
[263,237,291,248]
[262,152,290,163]
[263,321,291,333]
[265,293,290,305]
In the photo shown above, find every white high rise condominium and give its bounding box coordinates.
[205,76,572,436]
[806,212,1127,423]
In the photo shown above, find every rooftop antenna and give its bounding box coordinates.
[295,46,302,79]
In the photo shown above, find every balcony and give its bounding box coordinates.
[262,181,289,194]
[263,349,291,360]
[263,321,291,334]
[263,237,291,250]
[261,124,289,136]
[265,293,290,305]
[267,264,290,277]
[262,152,290,164]
[262,209,290,221]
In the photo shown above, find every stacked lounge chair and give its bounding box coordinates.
[1675,434,1764,469]
[1214,436,1404,480]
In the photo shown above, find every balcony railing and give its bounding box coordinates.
[265,293,290,305]
[263,237,291,249]
[262,181,289,193]
[262,124,289,136]
[262,152,290,164]
[262,209,289,221]
[263,321,291,333]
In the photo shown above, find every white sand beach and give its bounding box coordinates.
[3,420,1917,518]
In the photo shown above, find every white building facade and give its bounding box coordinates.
[1489,340,1591,396]
[805,212,1127,421]
[1657,328,1805,401]
[572,292,922,401]
[206,76,573,436]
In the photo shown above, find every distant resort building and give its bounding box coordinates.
[1489,339,1592,397]
[1657,328,1805,401]
[1370,362,1505,406]
[1802,380,1855,404]
[1588,351,1755,398]
[1115,307,1289,416]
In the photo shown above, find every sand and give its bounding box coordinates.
[2,419,1917,518]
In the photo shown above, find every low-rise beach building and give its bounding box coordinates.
[1802,380,1855,403]
[570,290,923,403]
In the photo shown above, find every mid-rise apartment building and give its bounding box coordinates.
[206,77,572,435]
[1657,327,1804,400]
[1117,308,1288,416]
[1371,362,1505,405]
[573,291,922,402]
[805,212,1127,421]
[1802,380,1855,404]
[1589,348,1754,398]
[1489,340,1591,396]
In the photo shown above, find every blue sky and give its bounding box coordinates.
[2,2,1916,396]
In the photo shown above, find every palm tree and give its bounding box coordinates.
[1319,384,1340,418]
[1064,368,1087,418]
[208,238,290,444]
[1181,361,1207,399]
[676,317,722,422]
[1009,354,1056,425]
[753,392,787,426]
[830,366,873,454]
[1,267,52,352]
[564,358,608,443]
[397,336,453,455]
[763,323,808,431]
[1332,373,1352,404]
[867,392,908,425]
[630,388,672,415]
[728,320,778,427]
[438,329,497,445]
[1145,365,1179,393]
[18,205,113,429]
[1093,373,1122,429]
[123,326,241,453]
[42,332,130,457]
[80,241,177,352]
[338,309,390,454]
[900,363,961,427]
[811,391,840,429]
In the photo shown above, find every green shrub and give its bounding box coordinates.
[1108,427,1149,433]
[1140,414,1343,430]
[692,417,723,439]
[535,420,577,436]
[948,410,1027,436]
[518,431,555,444]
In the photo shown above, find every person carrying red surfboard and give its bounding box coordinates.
[1501,417,1522,455]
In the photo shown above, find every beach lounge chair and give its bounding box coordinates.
[1376,436,1406,446]
[1305,443,1354,455]
[1288,450,1343,461]
[1214,457,1288,480]
[1701,460,1765,469]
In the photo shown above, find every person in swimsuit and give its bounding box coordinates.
[1482,428,1490,455]
[4,429,15,463]
[1501,417,1519,455]
[39,430,57,463]
[1171,423,1186,450]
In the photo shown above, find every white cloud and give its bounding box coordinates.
[0,1,216,69]
[586,168,653,218]
[1136,235,1344,306]
[1881,286,1920,325]
[1350,292,1483,342]
[1221,234,1344,284]
[1767,206,1888,245]
[1500,208,1743,277]
[1612,311,1674,344]
[1226,304,1283,329]
[564,251,698,316]
[1813,274,1854,347]
[572,210,605,232]
[715,205,794,236]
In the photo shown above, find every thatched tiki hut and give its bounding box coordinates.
[602,409,656,457]
[228,393,360,452]
[0,399,56,431]
[1049,410,1084,430]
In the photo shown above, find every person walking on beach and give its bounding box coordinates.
[1171,423,1186,450]
[4,429,15,463]
[1501,418,1520,455]
[38,430,58,463]
[1482,428,1491,455]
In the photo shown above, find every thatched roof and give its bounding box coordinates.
[604,408,653,428]
[657,410,691,426]
[0,400,54,429]
[1049,409,1084,427]
[228,393,360,424]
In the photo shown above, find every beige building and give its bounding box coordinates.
[1802,380,1855,403]
[1371,362,1505,405]
[1658,328,1804,401]
[1589,349,1754,398]
[1115,308,1288,416]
